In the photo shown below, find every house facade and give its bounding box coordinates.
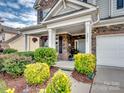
[0,25,21,49]
[12,0,124,67]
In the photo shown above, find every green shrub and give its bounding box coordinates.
[74,53,96,76]
[34,48,57,66]
[17,51,34,60]
[24,63,50,85]
[46,70,71,93]
[0,54,32,76]
[3,48,17,54]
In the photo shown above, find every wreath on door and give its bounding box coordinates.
[32,37,38,43]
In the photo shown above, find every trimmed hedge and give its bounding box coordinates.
[24,63,50,85]
[3,48,17,54]
[34,48,57,66]
[74,53,96,76]
[46,70,71,93]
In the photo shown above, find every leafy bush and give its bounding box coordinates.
[17,51,34,60]
[46,70,71,93]
[24,63,50,85]
[0,54,32,76]
[3,48,17,54]
[34,48,57,66]
[74,53,96,76]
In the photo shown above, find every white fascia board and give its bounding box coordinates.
[53,5,63,16]
[42,0,62,22]
[47,15,92,29]
[22,28,47,35]
[42,8,96,24]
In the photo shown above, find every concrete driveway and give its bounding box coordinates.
[91,66,124,93]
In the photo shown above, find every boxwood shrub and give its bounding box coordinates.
[0,54,32,76]
[24,63,50,85]
[34,48,57,66]
[46,70,71,93]
[3,48,17,54]
[74,53,96,76]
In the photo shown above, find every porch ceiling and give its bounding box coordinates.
[56,23,85,35]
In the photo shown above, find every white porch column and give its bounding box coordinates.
[48,29,56,49]
[24,34,28,51]
[85,21,92,53]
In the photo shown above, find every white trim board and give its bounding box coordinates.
[23,28,47,35]
[47,15,92,29]
[42,0,97,23]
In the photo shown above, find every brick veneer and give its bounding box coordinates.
[92,24,124,54]
[39,0,57,9]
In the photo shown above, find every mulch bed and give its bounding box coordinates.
[0,66,59,93]
[72,70,94,84]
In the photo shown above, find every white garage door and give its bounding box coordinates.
[97,35,124,67]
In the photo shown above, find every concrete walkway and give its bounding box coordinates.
[55,61,74,70]
[63,70,91,93]
[91,66,124,93]
[55,61,92,93]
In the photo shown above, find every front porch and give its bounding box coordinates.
[25,21,92,60]
[22,0,98,60]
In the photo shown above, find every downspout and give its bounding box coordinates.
[92,7,100,25]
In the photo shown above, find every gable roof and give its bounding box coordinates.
[41,0,97,23]
[0,25,20,34]
[4,34,22,43]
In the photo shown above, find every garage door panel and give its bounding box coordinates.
[97,35,124,67]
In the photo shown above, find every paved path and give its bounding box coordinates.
[55,61,74,70]
[63,70,91,93]
[55,61,91,93]
[91,66,124,93]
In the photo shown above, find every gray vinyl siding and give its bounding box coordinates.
[111,0,124,17]
[96,0,110,19]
